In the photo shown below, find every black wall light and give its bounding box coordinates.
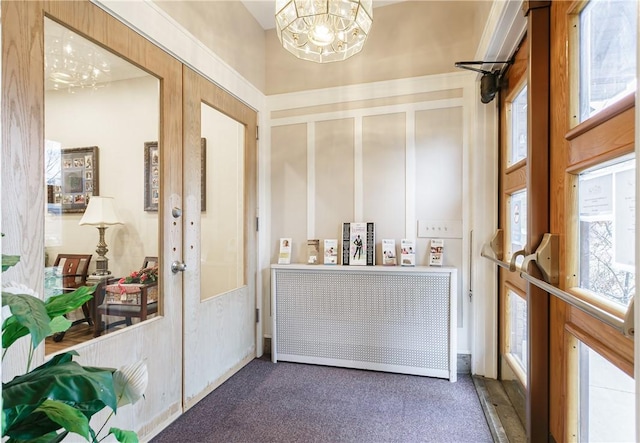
[454,60,513,104]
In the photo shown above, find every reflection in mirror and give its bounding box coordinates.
[200,102,245,300]
[44,18,160,354]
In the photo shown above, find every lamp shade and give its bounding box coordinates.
[79,196,123,227]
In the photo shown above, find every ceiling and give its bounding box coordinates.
[241,0,402,30]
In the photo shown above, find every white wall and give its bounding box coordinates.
[93,0,507,378]
[265,72,479,355]
[45,75,160,278]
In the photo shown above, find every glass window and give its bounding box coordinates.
[44,18,160,352]
[509,85,527,166]
[578,0,637,122]
[507,190,527,265]
[508,289,528,373]
[200,103,245,300]
[578,342,635,442]
[578,157,635,306]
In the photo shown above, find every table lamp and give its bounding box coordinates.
[79,196,123,276]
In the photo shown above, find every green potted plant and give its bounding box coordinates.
[2,250,148,443]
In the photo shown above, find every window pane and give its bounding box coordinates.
[507,190,527,265]
[44,18,160,350]
[200,102,245,300]
[579,0,637,122]
[578,342,635,442]
[508,290,527,373]
[578,158,635,306]
[509,85,527,166]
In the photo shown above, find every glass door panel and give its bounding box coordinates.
[577,341,635,442]
[507,289,528,378]
[578,157,635,307]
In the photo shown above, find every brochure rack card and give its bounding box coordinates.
[324,239,338,264]
[278,238,292,265]
[400,239,415,266]
[382,239,397,266]
[429,239,444,266]
[342,222,375,266]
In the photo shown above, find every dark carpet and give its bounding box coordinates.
[152,358,493,443]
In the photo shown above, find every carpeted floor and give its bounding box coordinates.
[152,358,493,443]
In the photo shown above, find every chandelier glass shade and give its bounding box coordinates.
[275,0,373,63]
[45,19,112,92]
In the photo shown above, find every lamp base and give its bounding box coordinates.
[93,255,111,276]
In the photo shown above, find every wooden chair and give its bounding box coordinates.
[51,254,92,341]
[95,257,158,335]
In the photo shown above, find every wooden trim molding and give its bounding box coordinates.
[566,103,635,172]
[565,319,633,378]
[566,93,635,141]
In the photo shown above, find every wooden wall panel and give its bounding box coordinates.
[1,0,46,381]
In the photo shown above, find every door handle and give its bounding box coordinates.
[171,261,187,273]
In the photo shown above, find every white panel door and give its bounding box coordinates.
[182,67,258,409]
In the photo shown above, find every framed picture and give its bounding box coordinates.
[52,146,99,213]
[144,139,206,212]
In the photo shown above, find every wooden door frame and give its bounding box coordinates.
[524,2,551,441]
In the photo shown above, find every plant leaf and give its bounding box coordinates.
[1,315,29,350]
[36,399,91,441]
[110,427,139,443]
[49,316,72,335]
[3,410,62,441]
[44,286,95,318]
[1,255,20,272]
[3,360,117,435]
[113,360,148,407]
[1,293,51,348]
[5,430,69,443]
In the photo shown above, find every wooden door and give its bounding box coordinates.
[2,1,184,437]
[548,1,636,441]
[182,66,258,409]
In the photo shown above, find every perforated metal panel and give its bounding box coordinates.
[272,266,456,380]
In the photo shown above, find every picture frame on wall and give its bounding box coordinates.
[144,139,206,212]
[52,146,99,213]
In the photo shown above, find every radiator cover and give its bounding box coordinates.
[272,265,457,381]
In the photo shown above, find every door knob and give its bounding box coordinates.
[171,260,187,273]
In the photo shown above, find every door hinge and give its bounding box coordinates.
[255,308,260,323]
[256,126,259,141]
[256,216,259,232]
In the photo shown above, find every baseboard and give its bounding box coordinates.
[264,337,471,376]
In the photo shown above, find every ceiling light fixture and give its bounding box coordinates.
[275,0,373,63]
[45,19,111,92]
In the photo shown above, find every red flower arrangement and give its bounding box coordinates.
[117,265,158,295]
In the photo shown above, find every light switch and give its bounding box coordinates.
[417,220,463,239]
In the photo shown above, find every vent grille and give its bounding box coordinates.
[274,268,454,378]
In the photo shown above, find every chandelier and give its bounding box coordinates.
[45,19,111,92]
[275,0,373,63]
